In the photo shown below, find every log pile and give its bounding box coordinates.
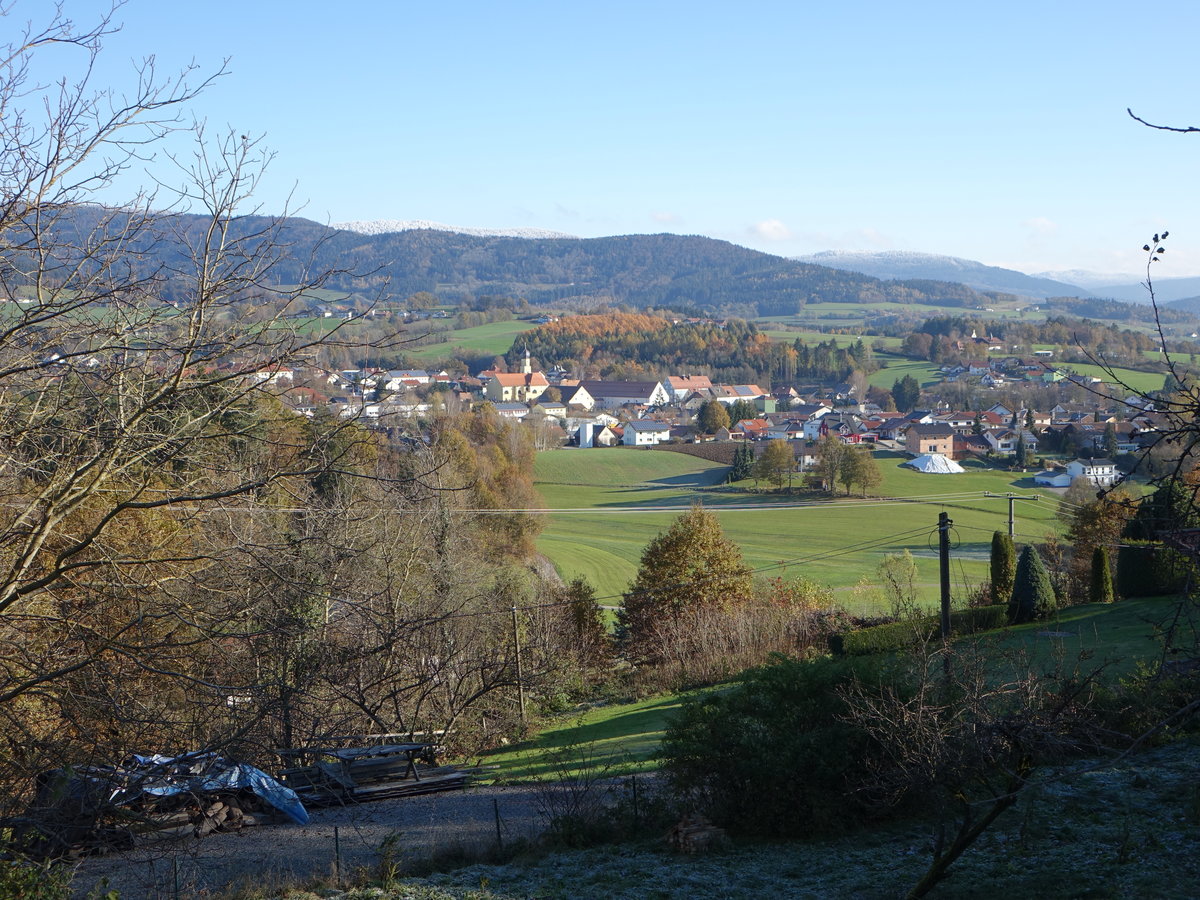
[666,814,726,853]
[188,794,263,838]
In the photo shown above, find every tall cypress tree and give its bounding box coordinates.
[1090,546,1115,604]
[990,531,1016,603]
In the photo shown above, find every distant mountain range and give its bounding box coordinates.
[43,210,1013,317]
[796,250,1089,300]
[30,209,1200,328]
[1079,276,1200,306]
[331,219,578,240]
[796,250,1200,308]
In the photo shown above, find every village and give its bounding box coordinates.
[247,335,1167,493]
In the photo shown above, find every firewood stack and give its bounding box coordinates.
[187,793,262,838]
[666,813,726,853]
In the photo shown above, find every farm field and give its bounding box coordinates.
[533,447,1065,610]
[1056,362,1166,395]
[867,353,943,389]
[401,319,539,361]
[756,327,904,349]
[792,300,1044,324]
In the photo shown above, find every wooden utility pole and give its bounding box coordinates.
[938,511,953,640]
[985,491,1041,538]
[511,605,526,723]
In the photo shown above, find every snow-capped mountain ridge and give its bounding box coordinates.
[332,219,578,240]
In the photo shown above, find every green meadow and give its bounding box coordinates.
[402,319,539,361]
[755,326,904,349]
[479,691,699,781]
[782,300,1045,326]
[533,447,1065,611]
[867,353,944,389]
[1055,362,1167,395]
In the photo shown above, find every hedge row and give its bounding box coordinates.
[1117,542,1192,597]
[828,604,1010,656]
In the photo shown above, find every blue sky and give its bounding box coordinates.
[40,0,1200,277]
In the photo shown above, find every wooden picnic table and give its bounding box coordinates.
[274,739,467,804]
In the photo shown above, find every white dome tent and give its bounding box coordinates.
[903,453,966,474]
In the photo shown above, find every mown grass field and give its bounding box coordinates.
[786,300,1045,326]
[479,692,700,782]
[402,319,540,361]
[868,353,944,389]
[533,447,1065,609]
[1056,362,1167,395]
[755,326,904,349]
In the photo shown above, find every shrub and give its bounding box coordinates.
[953,603,1010,634]
[0,860,71,900]
[1117,542,1191,597]
[828,605,1008,656]
[630,594,846,692]
[661,655,895,837]
[830,619,933,656]
[1009,545,1056,623]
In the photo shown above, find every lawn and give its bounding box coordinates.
[756,327,904,349]
[401,320,539,361]
[974,594,1188,679]
[533,447,1065,609]
[792,301,1045,323]
[867,353,944,389]
[477,691,706,782]
[1055,362,1167,395]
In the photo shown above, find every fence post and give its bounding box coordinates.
[493,797,504,850]
[334,824,342,886]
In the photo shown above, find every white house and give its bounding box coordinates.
[1034,470,1073,488]
[622,420,672,447]
[580,380,671,410]
[559,383,597,411]
[383,369,431,390]
[1066,458,1119,487]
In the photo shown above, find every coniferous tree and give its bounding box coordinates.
[990,531,1017,603]
[728,442,755,482]
[1090,546,1115,604]
[891,374,921,411]
[1009,545,1056,624]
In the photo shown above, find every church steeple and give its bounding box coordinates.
[522,345,532,375]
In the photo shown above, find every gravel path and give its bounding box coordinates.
[71,784,549,899]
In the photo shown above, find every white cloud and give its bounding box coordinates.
[751,219,793,241]
[651,211,682,224]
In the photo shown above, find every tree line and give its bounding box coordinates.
[510,313,879,385]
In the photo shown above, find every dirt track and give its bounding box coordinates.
[71,783,548,899]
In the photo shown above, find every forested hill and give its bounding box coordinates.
[44,208,1018,316]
